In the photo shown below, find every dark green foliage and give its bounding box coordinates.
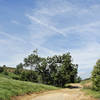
[3,71,8,75]
[0,67,4,73]
[13,50,78,87]
[0,65,7,73]
[14,63,23,74]
[24,49,42,70]
[21,70,37,82]
[35,59,50,84]
[46,53,78,87]
[75,76,82,83]
[92,59,100,91]
[1,50,78,87]
[10,73,20,80]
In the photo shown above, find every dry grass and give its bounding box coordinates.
[81,79,100,99]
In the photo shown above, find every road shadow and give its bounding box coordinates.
[64,85,81,89]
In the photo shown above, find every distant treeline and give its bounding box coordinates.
[0,50,81,87]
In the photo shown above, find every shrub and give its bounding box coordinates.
[14,63,23,74]
[0,65,7,73]
[92,59,100,91]
[21,70,37,82]
[3,71,8,75]
[75,76,82,83]
[0,67,4,73]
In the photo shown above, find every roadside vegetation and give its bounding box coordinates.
[0,50,80,100]
[81,59,100,99]
[81,79,100,99]
[0,50,79,87]
[0,74,58,100]
[1,50,100,100]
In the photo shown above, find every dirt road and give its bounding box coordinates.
[13,84,96,100]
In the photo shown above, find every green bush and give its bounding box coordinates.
[75,76,82,83]
[0,67,4,73]
[92,59,100,91]
[14,63,23,74]
[0,65,6,73]
[21,70,37,82]
[12,75,20,80]
[7,72,20,80]
[3,71,8,75]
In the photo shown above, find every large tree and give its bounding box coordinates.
[19,50,78,87]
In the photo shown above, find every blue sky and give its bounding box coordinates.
[0,0,100,79]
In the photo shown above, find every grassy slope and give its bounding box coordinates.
[81,79,100,99]
[82,89,100,99]
[0,74,58,100]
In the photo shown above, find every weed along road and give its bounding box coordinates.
[17,84,96,100]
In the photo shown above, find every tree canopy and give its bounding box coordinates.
[16,50,78,87]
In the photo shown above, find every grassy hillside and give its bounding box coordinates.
[81,79,100,99]
[0,74,58,100]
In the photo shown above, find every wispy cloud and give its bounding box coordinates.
[36,1,75,16]
[62,21,100,37]
[71,42,100,78]
[0,31,32,67]
[26,14,64,35]
[0,31,26,43]
[25,0,100,79]
[1,0,100,79]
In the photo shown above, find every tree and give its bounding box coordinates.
[14,63,23,74]
[0,66,4,73]
[92,59,100,91]
[24,49,41,70]
[0,65,7,73]
[21,50,78,87]
[35,59,50,84]
[55,53,78,87]
[75,76,82,83]
[45,53,78,87]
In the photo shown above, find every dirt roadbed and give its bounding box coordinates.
[12,84,96,100]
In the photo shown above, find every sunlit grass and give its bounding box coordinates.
[81,79,100,99]
[82,89,100,98]
[0,74,58,100]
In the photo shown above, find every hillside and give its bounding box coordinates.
[0,74,58,100]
